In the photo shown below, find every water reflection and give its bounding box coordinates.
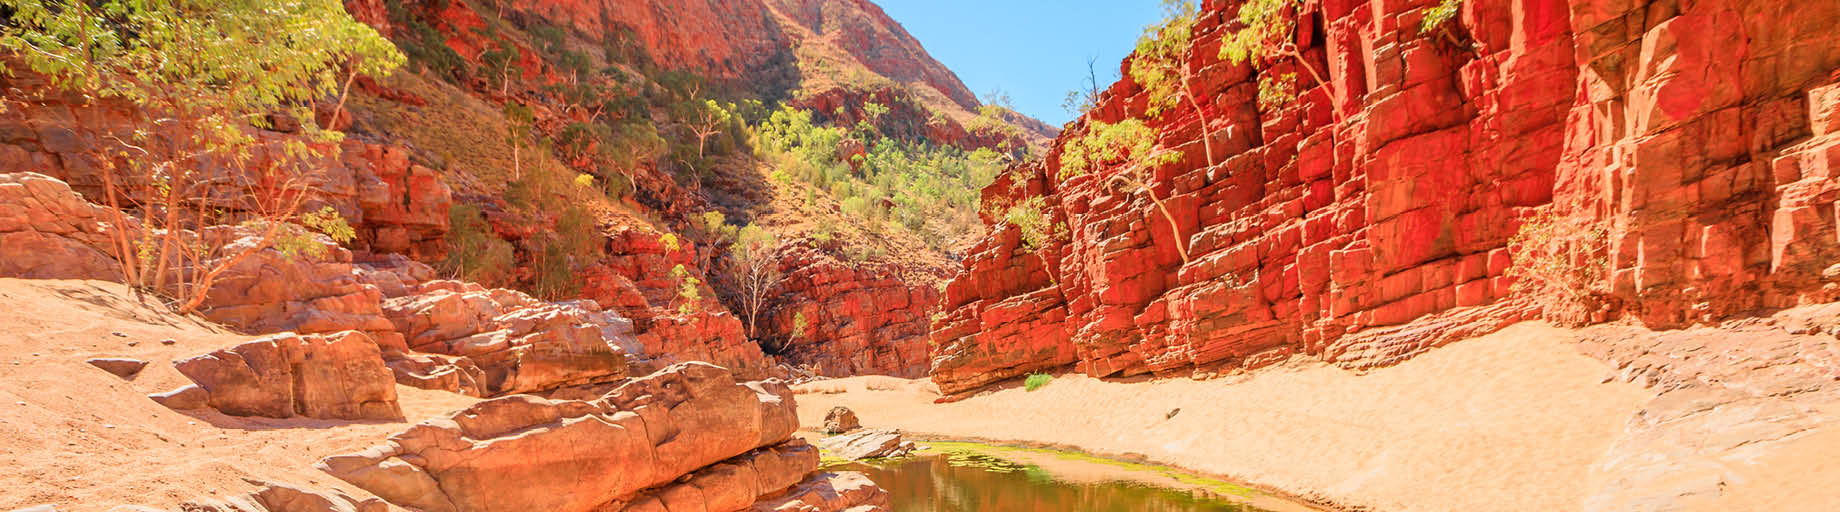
[836,447,1279,512]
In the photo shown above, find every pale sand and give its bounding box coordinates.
[0,279,477,511]
[796,322,1659,512]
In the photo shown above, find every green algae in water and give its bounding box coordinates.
[832,441,1288,512]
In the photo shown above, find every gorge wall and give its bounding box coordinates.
[930,0,1840,394]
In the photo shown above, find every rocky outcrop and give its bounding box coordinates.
[319,362,882,512]
[0,73,454,263]
[747,472,888,512]
[380,280,632,396]
[764,0,977,109]
[0,173,712,396]
[760,243,935,378]
[930,0,1840,395]
[821,406,860,434]
[586,227,776,378]
[1574,305,1840,510]
[0,172,130,281]
[181,480,389,512]
[168,331,403,421]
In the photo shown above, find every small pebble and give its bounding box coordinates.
[127,341,140,347]
[14,402,24,406]
[104,424,116,429]
[160,339,176,345]
[111,332,128,337]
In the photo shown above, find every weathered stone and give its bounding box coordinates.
[929,0,1840,395]
[821,406,860,434]
[148,385,210,410]
[320,362,804,512]
[746,471,890,512]
[0,172,128,281]
[815,429,913,461]
[173,331,401,421]
[86,358,147,379]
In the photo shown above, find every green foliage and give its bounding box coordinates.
[1219,0,1300,66]
[0,0,403,310]
[530,205,599,299]
[385,5,466,77]
[660,232,681,253]
[443,204,517,287]
[791,312,808,341]
[1024,373,1053,392]
[755,103,1002,252]
[479,39,519,91]
[670,263,704,315]
[1,0,402,145]
[1058,119,1179,180]
[1420,0,1462,35]
[1131,0,1199,118]
[1003,198,1058,252]
[274,206,356,260]
[1257,73,1300,110]
[1505,211,1609,321]
[702,211,739,243]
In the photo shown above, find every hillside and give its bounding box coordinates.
[1,0,1053,379]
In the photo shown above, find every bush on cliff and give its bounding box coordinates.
[442,204,517,288]
[1506,211,1611,324]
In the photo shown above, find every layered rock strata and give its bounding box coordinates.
[930,0,1840,395]
[319,362,885,512]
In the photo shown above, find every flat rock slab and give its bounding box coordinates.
[86,358,147,379]
[816,429,914,460]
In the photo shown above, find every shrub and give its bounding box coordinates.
[442,204,517,287]
[1505,211,1610,323]
[1024,373,1053,392]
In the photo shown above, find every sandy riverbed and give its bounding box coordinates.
[795,322,1658,512]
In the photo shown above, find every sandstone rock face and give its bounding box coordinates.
[319,362,810,512]
[586,227,775,379]
[381,280,632,396]
[760,243,936,378]
[0,173,130,281]
[930,0,1840,395]
[172,331,402,421]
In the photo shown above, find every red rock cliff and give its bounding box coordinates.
[930,0,1840,395]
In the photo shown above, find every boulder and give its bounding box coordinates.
[815,429,913,461]
[86,358,147,379]
[380,284,630,396]
[319,362,803,512]
[172,331,401,421]
[747,472,890,512]
[148,385,210,410]
[0,172,129,280]
[181,480,388,512]
[821,406,860,434]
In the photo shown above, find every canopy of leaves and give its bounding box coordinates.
[1420,0,1462,35]
[1130,0,1199,117]
[1219,0,1301,66]
[0,0,404,153]
[1058,119,1178,180]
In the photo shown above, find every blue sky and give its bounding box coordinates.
[876,1,1163,126]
